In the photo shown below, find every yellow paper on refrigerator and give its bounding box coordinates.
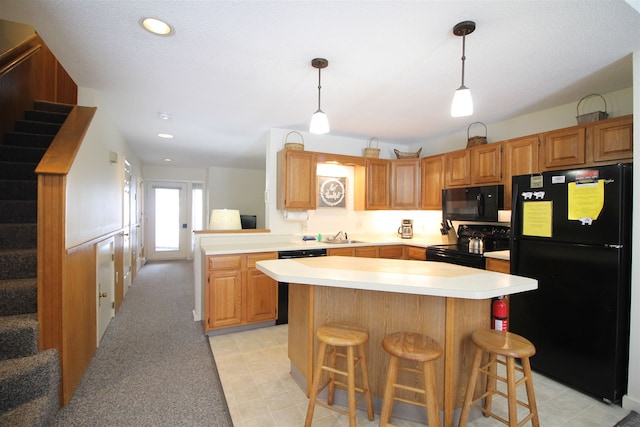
[567,180,604,220]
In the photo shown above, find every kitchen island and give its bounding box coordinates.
[256,256,537,427]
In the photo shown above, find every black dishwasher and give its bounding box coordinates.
[276,248,327,324]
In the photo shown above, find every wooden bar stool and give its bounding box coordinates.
[379,332,443,427]
[304,321,374,427]
[458,329,540,427]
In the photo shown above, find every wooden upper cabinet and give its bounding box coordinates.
[592,115,633,163]
[541,127,586,170]
[444,149,471,187]
[277,150,317,210]
[503,135,540,207]
[421,154,445,210]
[471,143,503,185]
[390,159,421,209]
[366,158,390,210]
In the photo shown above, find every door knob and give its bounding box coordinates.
[99,292,108,298]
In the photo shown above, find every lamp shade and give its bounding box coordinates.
[310,110,330,134]
[451,86,473,117]
[209,209,242,230]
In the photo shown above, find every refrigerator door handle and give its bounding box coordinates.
[606,244,623,249]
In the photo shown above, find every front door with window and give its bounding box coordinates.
[147,182,189,260]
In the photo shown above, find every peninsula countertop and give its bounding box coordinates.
[256,256,536,300]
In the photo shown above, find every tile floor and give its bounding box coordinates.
[209,325,630,427]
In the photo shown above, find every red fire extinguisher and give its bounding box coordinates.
[492,296,508,331]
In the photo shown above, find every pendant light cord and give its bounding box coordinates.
[460,32,467,88]
[317,67,322,111]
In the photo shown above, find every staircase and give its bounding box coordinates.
[0,101,72,426]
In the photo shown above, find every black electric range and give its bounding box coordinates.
[426,224,510,269]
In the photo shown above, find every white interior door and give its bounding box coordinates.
[123,160,132,295]
[97,237,115,344]
[147,182,189,260]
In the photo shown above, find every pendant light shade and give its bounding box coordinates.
[451,86,473,117]
[451,21,476,117]
[310,58,330,134]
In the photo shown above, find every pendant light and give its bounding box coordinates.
[310,58,330,134]
[451,21,476,117]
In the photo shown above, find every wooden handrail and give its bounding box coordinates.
[35,105,97,175]
[0,43,41,78]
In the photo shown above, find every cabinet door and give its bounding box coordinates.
[277,150,317,210]
[471,143,503,185]
[593,116,633,162]
[503,135,539,208]
[366,159,390,209]
[390,159,421,209]
[207,270,243,329]
[421,155,445,210]
[245,269,277,323]
[445,149,471,187]
[541,127,586,170]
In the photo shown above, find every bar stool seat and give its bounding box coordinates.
[379,332,443,427]
[304,321,374,427]
[458,329,540,427]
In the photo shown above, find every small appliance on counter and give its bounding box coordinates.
[398,219,413,239]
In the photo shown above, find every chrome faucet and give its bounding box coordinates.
[332,230,346,240]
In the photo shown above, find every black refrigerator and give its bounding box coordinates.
[509,163,632,403]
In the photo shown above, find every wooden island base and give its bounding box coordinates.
[288,283,491,427]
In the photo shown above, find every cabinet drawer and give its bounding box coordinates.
[247,252,278,268]
[208,255,243,270]
[486,258,510,274]
[406,246,426,260]
[379,245,404,259]
[355,246,378,258]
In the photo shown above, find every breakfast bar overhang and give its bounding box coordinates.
[256,256,538,427]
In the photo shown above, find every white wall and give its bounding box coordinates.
[414,87,634,156]
[207,166,266,229]
[66,88,141,248]
[623,51,640,412]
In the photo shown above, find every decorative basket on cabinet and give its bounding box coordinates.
[364,137,380,158]
[466,122,487,148]
[393,147,422,158]
[284,131,304,150]
[576,94,608,124]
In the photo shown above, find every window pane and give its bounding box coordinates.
[155,188,179,251]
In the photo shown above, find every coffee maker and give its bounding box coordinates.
[398,219,413,239]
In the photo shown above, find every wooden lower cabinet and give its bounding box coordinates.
[378,245,405,259]
[205,252,277,331]
[406,246,427,260]
[486,257,510,274]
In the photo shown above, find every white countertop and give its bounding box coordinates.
[484,250,510,261]
[256,256,535,300]
[200,233,447,255]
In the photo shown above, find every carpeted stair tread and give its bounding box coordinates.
[3,132,55,149]
[24,110,69,124]
[14,121,61,136]
[0,180,37,201]
[0,145,47,163]
[0,314,38,361]
[0,224,37,250]
[0,348,60,419]
[0,249,37,280]
[0,201,37,224]
[0,161,38,181]
[0,278,37,316]
[33,100,74,114]
[0,394,56,427]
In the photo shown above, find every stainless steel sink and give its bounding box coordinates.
[323,239,365,244]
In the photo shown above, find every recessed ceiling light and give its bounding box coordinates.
[163,158,173,162]
[140,17,174,36]
[158,133,174,139]
[157,112,172,120]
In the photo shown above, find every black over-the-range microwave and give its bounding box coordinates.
[442,185,504,222]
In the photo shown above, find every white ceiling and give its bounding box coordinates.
[1,1,639,170]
